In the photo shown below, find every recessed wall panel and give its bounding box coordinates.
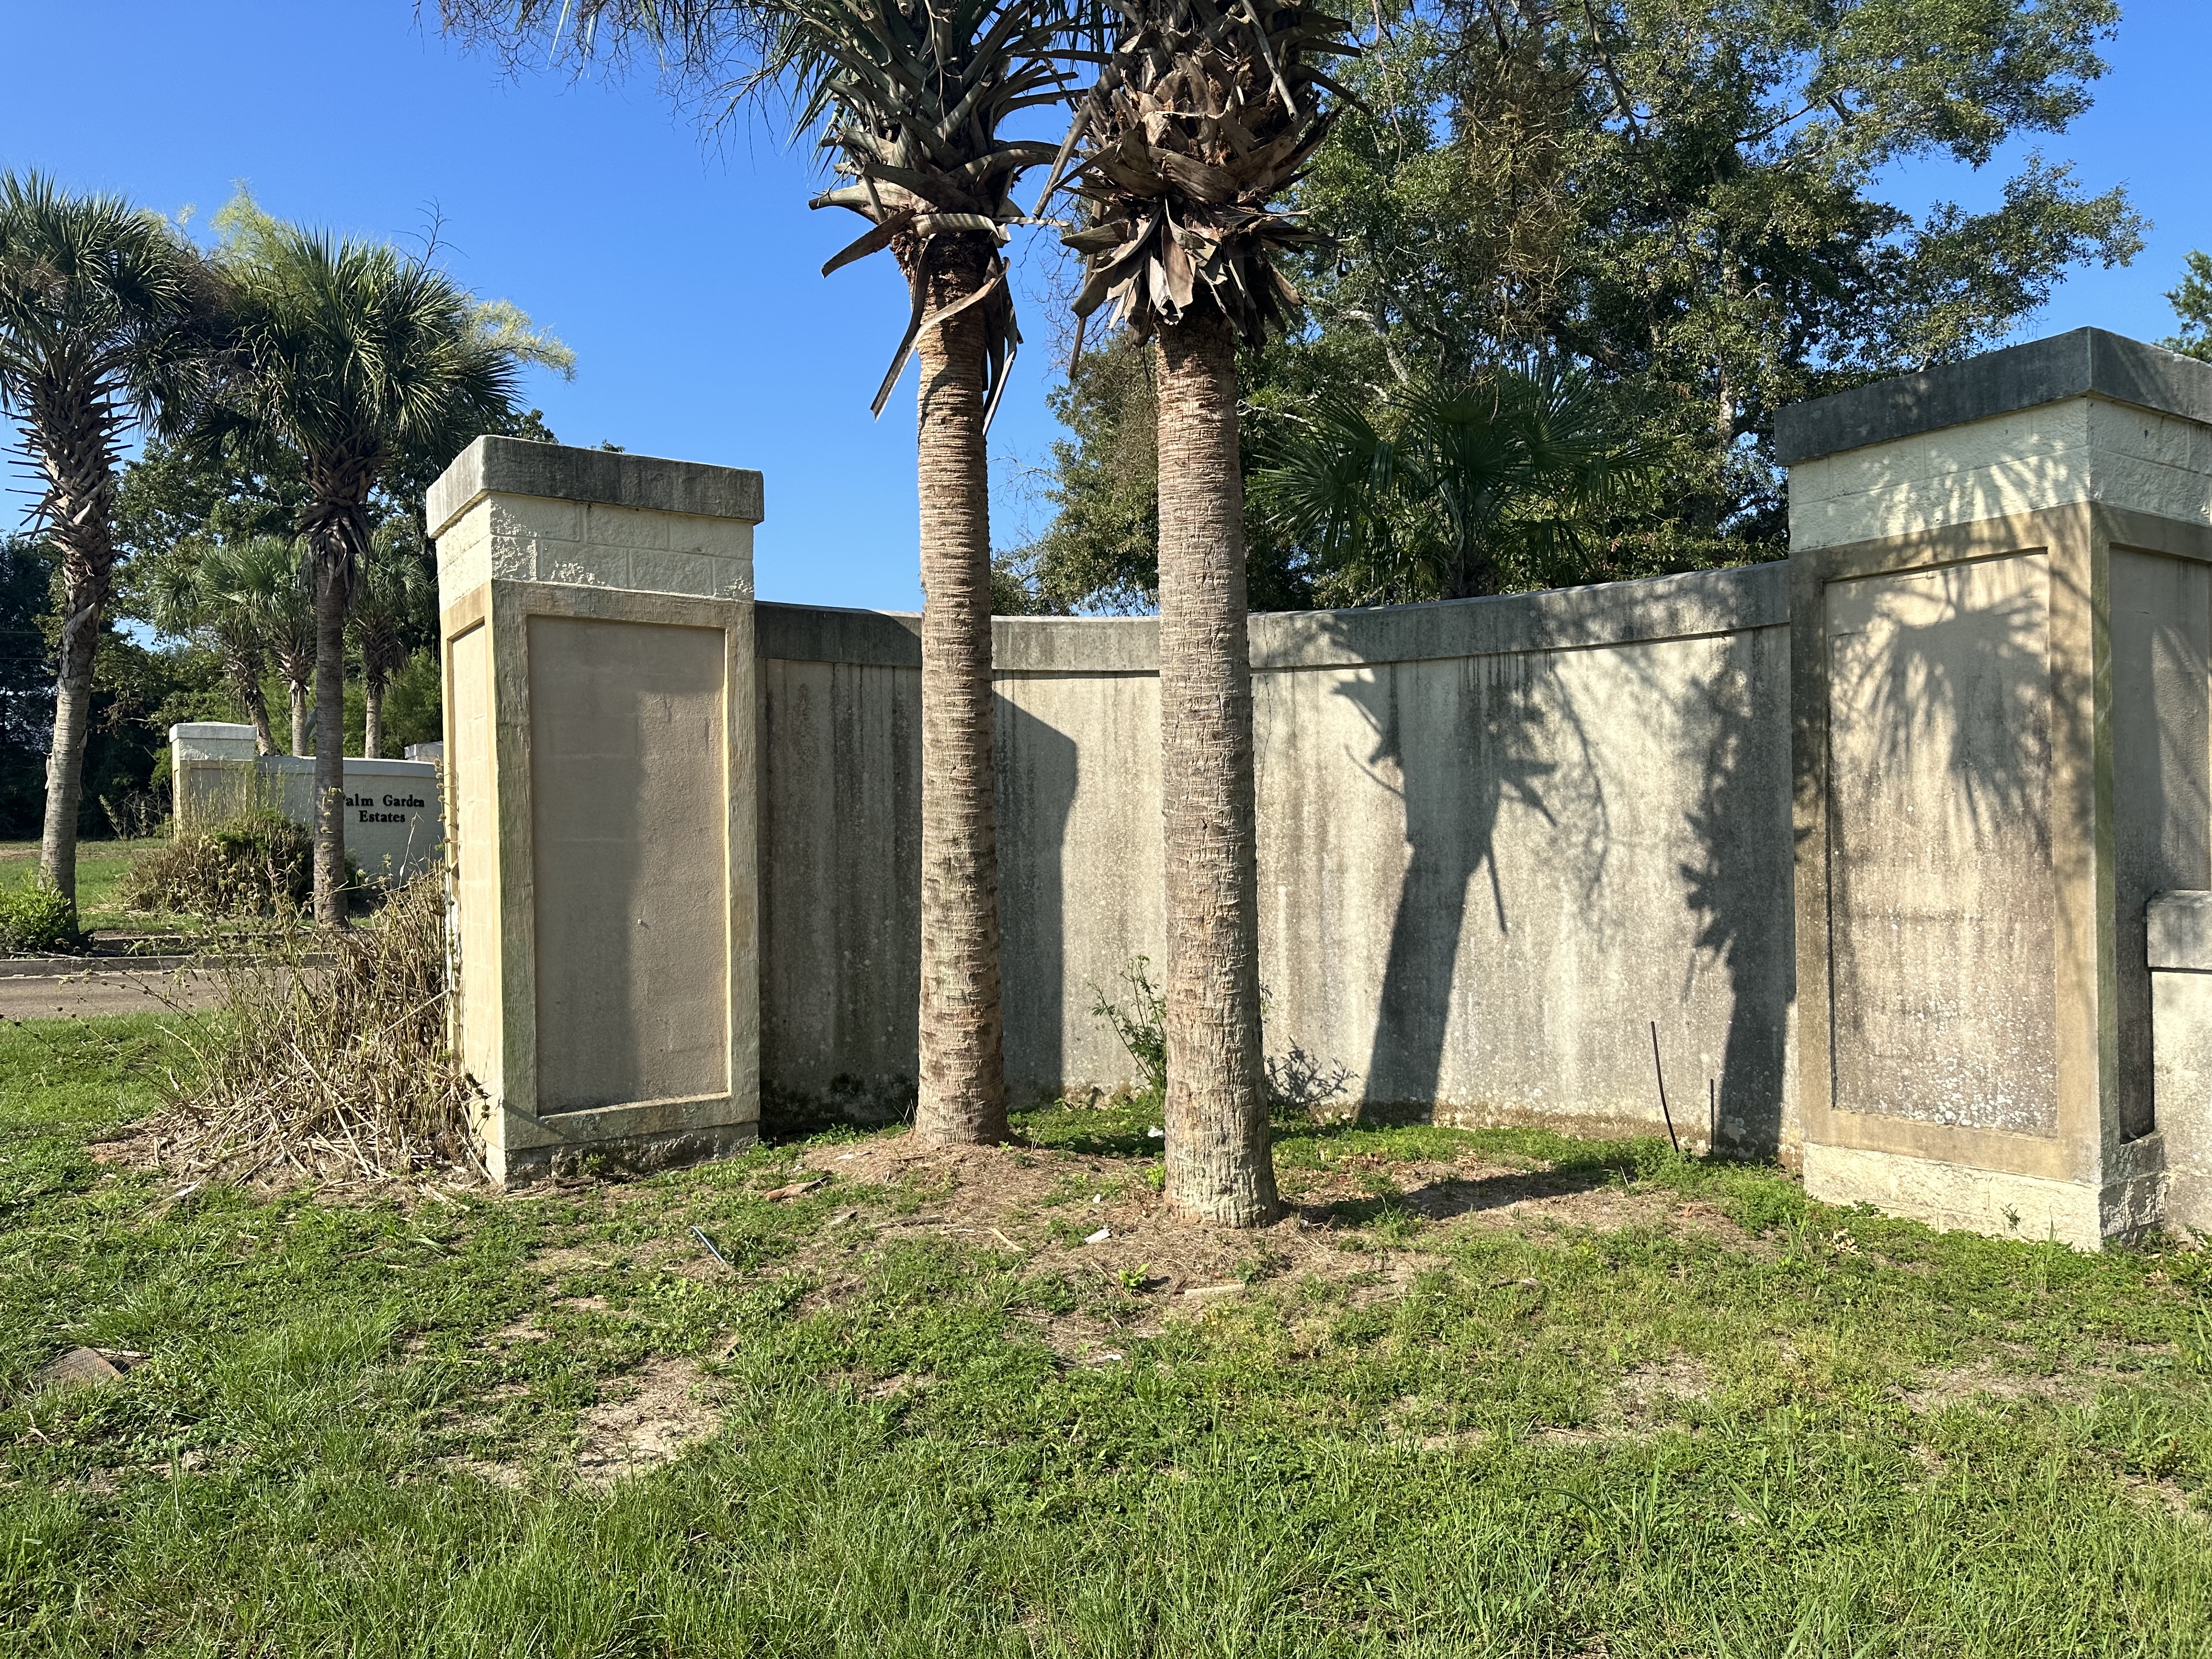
[2111,547,2212,1139]
[1825,552,2056,1134]
[529,616,728,1112]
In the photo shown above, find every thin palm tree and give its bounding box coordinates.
[213,203,555,925]
[436,0,1072,1142]
[144,535,294,755]
[772,0,1077,1142]
[348,520,431,759]
[1045,0,1357,1224]
[0,171,219,915]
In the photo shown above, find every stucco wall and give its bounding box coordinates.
[757,562,1798,1151]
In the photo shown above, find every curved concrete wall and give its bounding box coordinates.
[757,561,1797,1150]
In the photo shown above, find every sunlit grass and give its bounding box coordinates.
[5,1018,2211,1655]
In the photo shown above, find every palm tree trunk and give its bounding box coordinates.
[1154,310,1278,1227]
[35,417,119,919]
[289,680,309,758]
[38,578,102,915]
[363,672,384,760]
[909,233,1008,1144]
[242,679,276,757]
[310,545,349,928]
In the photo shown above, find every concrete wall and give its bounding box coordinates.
[757,563,1798,1150]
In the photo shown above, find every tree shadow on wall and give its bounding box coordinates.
[1671,623,1795,1156]
[1815,557,2061,1136]
[995,693,1081,1102]
[1324,611,1610,1120]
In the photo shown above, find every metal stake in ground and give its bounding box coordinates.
[1648,1020,1680,1155]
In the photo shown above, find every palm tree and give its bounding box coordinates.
[436,0,1070,1143]
[1258,365,1658,603]
[0,171,218,915]
[348,521,431,759]
[144,535,294,755]
[213,205,551,925]
[776,0,1076,1142]
[1047,0,1357,1224]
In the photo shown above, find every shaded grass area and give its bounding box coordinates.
[0,838,196,939]
[5,1017,2212,1655]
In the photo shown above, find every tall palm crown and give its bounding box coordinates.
[217,215,532,922]
[217,224,522,595]
[1046,0,1355,349]
[775,0,1073,420]
[0,171,218,903]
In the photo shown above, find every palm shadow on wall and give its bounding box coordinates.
[1669,622,1795,1155]
[1816,557,2062,1134]
[1322,608,1609,1118]
[995,693,1080,1102]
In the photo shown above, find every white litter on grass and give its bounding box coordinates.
[1148,1126,1163,1138]
[1084,1226,1111,1244]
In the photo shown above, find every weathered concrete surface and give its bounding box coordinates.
[2150,891,2212,1233]
[168,723,443,885]
[1775,328,2212,468]
[436,439,761,1184]
[1790,330,2212,1247]
[757,563,1798,1151]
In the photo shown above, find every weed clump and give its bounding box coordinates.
[123,812,360,918]
[155,872,481,1185]
[0,877,76,952]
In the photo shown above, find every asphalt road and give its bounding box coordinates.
[0,969,228,1020]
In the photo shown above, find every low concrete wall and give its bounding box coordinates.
[757,562,1797,1151]
[167,723,443,885]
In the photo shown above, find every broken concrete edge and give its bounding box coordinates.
[756,560,1789,673]
[1774,328,2212,466]
[427,435,766,541]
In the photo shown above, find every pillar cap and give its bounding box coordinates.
[427,436,765,539]
[1774,329,2212,466]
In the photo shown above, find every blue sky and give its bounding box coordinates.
[2,0,2207,612]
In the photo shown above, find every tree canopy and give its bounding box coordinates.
[1017,0,2145,612]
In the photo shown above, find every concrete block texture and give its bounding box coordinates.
[1775,328,2212,467]
[757,565,1798,1153]
[427,435,764,539]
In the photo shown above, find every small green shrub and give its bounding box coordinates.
[1091,955,1167,1094]
[0,878,77,953]
[122,812,320,917]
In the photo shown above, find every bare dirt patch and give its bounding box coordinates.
[573,1356,719,1486]
[1899,1358,2098,1413]
[785,1131,1748,1363]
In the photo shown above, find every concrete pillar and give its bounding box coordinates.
[1779,329,2212,1246]
[428,436,764,1184]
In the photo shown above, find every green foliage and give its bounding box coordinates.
[1090,954,1167,1093]
[2164,251,2212,364]
[7,1031,2212,1651]
[0,876,76,952]
[1256,364,1662,602]
[1026,0,2145,608]
[375,650,443,754]
[122,811,318,918]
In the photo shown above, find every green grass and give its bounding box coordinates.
[5,1016,2212,1655]
[0,838,197,939]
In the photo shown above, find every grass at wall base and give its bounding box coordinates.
[8,1016,2212,1653]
